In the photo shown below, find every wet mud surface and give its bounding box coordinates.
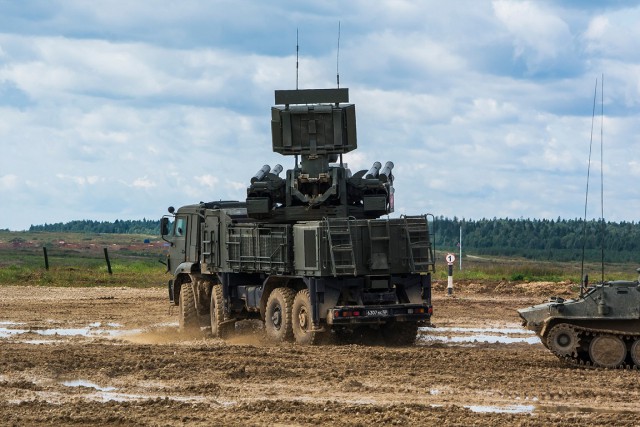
[1,282,639,426]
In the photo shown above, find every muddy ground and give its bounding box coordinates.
[0,281,638,426]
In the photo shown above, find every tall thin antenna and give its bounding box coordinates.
[600,73,605,282]
[580,78,598,292]
[336,21,341,88]
[296,29,299,90]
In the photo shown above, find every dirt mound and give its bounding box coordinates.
[433,279,576,298]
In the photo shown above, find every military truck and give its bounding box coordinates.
[160,88,435,345]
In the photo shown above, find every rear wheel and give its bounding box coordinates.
[589,334,626,368]
[292,289,324,345]
[179,282,199,334]
[265,287,295,342]
[630,339,640,367]
[210,284,233,338]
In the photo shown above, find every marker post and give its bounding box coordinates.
[445,253,455,295]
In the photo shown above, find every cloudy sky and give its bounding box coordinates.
[1,1,639,230]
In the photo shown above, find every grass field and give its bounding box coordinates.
[0,231,637,288]
[0,230,167,287]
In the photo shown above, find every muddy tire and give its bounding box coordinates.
[292,289,323,345]
[265,287,295,342]
[210,284,233,338]
[179,282,199,334]
[381,321,418,346]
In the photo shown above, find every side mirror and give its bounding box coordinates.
[161,217,170,236]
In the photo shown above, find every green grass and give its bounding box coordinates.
[0,231,637,287]
[0,231,168,287]
[435,251,639,283]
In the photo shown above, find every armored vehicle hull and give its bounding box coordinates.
[518,271,640,368]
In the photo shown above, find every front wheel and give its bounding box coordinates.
[179,282,200,335]
[265,287,295,342]
[292,289,324,345]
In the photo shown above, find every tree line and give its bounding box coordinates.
[29,219,160,235]
[433,217,640,262]
[28,217,640,262]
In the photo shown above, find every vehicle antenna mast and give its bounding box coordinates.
[599,73,605,283]
[580,78,598,295]
[296,28,299,90]
[336,21,341,88]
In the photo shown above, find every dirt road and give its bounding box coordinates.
[0,282,638,426]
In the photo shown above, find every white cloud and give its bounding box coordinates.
[131,177,156,189]
[583,7,640,61]
[195,174,219,188]
[0,1,639,229]
[0,174,18,190]
[55,174,100,186]
[492,1,573,73]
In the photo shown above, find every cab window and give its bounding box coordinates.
[175,217,186,237]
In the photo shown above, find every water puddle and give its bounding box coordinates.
[0,323,143,341]
[418,326,540,346]
[63,379,116,392]
[465,404,535,414]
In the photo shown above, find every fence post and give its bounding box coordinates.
[103,247,113,275]
[43,247,49,270]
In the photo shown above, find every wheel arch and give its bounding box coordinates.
[172,273,192,307]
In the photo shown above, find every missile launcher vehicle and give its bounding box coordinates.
[518,269,640,368]
[160,88,435,345]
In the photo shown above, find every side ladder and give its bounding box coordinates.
[324,217,357,276]
[402,214,435,273]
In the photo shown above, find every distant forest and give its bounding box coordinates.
[433,217,640,262]
[28,217,640,262]
[29,219,160,235]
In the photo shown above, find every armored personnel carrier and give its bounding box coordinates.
[160,88,435,345]
[518,269,640,368]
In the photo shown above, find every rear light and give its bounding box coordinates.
[333,309,362,318]
[427,306,433,314]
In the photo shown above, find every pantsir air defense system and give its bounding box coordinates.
[161,88,435,345]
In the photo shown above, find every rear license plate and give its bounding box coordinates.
[366,309,389,316]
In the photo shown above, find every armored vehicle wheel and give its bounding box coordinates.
[292,289,323,345]
[210,284,233,338]
[179,283,199,334]
[546,323,579,357]
[630,339,640,367]
[381,321,418,346]
[265,287,295,342]
[589,335,627,368]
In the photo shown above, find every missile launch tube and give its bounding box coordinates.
[365,161,382,179]
[379,161,394,182]
[271,164,283,176]
[251,165,271,183]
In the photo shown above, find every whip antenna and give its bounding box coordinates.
[580,78,598,294]
[336,21,341,88]
[599,74,605,282]
[296,29,299,90]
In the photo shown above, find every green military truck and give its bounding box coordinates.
[161,88,435,345]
